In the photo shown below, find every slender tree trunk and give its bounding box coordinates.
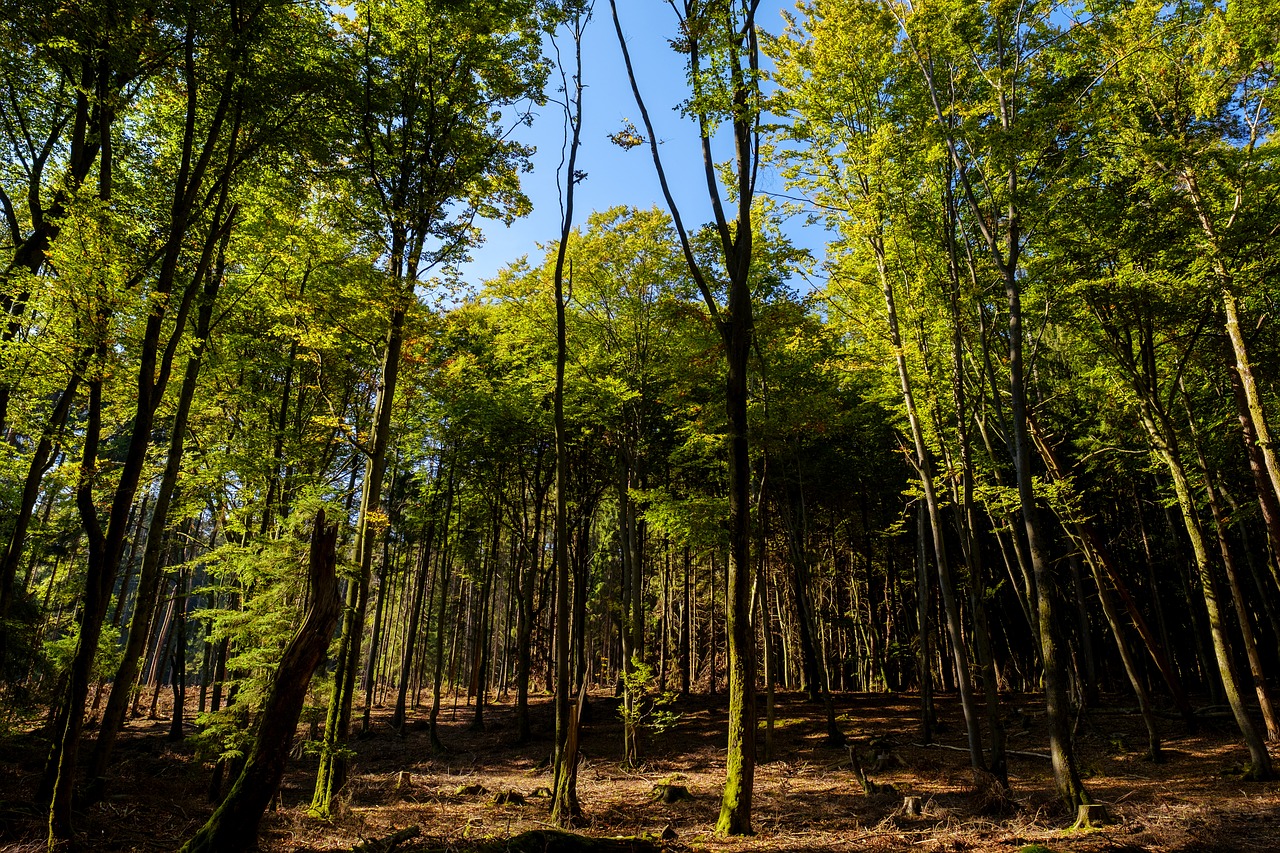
[1139,404,1273,778]
[168,568,190,741]
[681,546,691,698]
[1230,370,1280,590]
[875,247,985,775]
[392,493,440,731]
[552,20,584,820]
[312,290,407,816]
[1087,548,1162,761]
[916,502,935,743]
[0,363,83,625]
[515,456,547,744]
[361,546,391,734]
[428,487,456,752]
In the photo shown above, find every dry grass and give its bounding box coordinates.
[1,690,1278,852]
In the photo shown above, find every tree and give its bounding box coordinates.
[180,511,341,853]
[310,0,549,816]
[610,0,765,832]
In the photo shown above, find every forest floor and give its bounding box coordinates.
[1,689,1278,852]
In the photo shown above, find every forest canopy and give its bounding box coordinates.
[1,0,1278,851]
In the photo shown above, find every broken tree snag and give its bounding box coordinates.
[847,742,893,794]
[650,783,691,803]
[179,512,343,853]
[1072,802,1109,829]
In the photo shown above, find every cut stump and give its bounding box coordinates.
[1072,802,1109,829]
[650,783,691,804]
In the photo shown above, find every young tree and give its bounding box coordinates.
[610,0,764,834]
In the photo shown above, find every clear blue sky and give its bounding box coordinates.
[458,1,825,286]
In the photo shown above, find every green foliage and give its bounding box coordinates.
[618,658,682,738]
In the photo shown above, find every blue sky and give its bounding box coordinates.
[457,1,827,287]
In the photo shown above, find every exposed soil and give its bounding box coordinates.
[2,690,1278,852]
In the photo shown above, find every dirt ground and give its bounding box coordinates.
[1,689,1278,852]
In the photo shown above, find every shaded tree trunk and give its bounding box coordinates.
[180,513,341,853]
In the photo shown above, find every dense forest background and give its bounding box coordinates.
[1,0,1278,850]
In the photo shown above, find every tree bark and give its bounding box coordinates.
[312,292,406,816]
[180,512,341,853]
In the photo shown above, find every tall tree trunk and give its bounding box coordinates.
[92,220,232,781]
[1138,402,1273,778]
[552,18,585,821]
[1183,395,1280,742]
[610,0,759,832]
[45,50,243,839]
[311,289,407,816]
[875,247,986,775]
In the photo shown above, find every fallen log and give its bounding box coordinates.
[910,741,1050,761]
[354,826,422,853]
[395,829,662,852]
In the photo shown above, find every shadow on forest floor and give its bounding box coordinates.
[1,690,1278,851]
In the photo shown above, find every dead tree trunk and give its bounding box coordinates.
[180,512,341,853]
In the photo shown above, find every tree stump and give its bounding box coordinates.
[901,795,923,816]
[650,783,691,804]
[1072,802,1109,829]
[492,790,526,806]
